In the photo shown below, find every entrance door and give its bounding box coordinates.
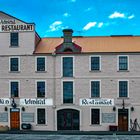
[57,109,80,130]
[118,109,128,131]
[10,108,20,130]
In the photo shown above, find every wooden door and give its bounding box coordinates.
[10,108,20,130]
[118,109,128,131]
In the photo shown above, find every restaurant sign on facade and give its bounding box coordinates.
[0,98,10,105]
[0,19,34,32]
[20,98,53,106]
[80,98,114,106]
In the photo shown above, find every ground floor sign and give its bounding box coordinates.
[80,98,114,106]
[20,98,53,106]
[0,98,53,106]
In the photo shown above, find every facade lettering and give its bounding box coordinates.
[0,98,10,105]
[80,98,114,106]
[20,98,53,106]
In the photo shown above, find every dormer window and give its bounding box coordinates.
[63,48,73,53]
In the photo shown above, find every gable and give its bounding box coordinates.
[55,42,82,53]
[0,11,34,32]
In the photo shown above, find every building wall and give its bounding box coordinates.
[0,53,140,130]
[0,32,35,55]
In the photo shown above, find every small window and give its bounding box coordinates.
[91,109,100,125]
[10,57,19,72]
[119,56,128,71]
[63,48,73,52]
[63,81,73,103]
[62,57,73,77]
[37,81,45,98]
[10,33,18,46]
[37,108,46,124]
[36,57,46,72]
[10,81,19,97]
[91,81,100,97]
[91,56,100,71]
[119,81,128,97]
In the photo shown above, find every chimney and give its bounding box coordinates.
[63,29,73,43]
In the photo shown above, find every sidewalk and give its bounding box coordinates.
[0,130,140,135]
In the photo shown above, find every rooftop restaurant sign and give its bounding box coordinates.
[80,98,114,106]
[0,19,34,32]
[20,98,53,106]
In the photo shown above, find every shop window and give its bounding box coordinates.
[91,109,100,125]
[37,108,46,124]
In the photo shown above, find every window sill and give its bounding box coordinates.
[117,97,129,99]
[90,124,101,126]
[89,70,101,72]
[35,71,47,73]
[61,76,75,78]
[10,97,19,99]
[36,124,47,126]
[9,71,20,73]
[117,70,129,72]
[9,46,20,48]
[61,103,75,105]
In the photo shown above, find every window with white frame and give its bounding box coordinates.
[62,57,73,77]
[118,56,128,71]
[36,57,46,72]
[91,109,100,125]
[63,81,73,103]
[90,56,100,71]
[119,81,128,97]
[10,57,19,72]
[10,32,19,47]
[10,81,19,97]
[37,81,46,98]
[91,81,100,97]
[37,108,46,124]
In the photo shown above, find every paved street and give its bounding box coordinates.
[0,134,140,140]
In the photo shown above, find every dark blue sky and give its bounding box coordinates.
[0,0,139,37]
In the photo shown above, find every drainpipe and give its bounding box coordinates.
[52,52,56,130]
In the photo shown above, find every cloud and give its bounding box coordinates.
[98,22,103,28]
[128,14,135,19]
[83,22,97,31]
[109,11,135,20]
[63,13,71,17]
[109,11,125,19]
[47,21,63,32]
